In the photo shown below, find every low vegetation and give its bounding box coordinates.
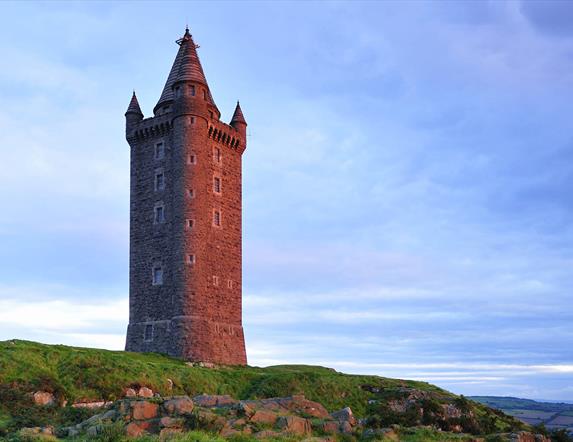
[0,340,554,441]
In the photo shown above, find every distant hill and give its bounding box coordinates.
[470,396,573,432]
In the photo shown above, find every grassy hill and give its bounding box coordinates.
[470,396,573,433]
[0,340,529,440]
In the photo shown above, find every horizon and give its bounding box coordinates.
[0,1,572,401]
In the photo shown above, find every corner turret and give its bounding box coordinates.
[230,101,247,138]
[125,91,143,138]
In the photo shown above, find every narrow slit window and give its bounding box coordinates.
[213,210,221,227]
[188,154,196,165]
[187,219,194,229]
[190,85,195,96]
[152,266,163,285]
[214,177,221,193]
[227,280,233,289]
[155,142,164,160]
[214,148,221,163]
[188,254,195,264]
[203,90,208,100]
[144,324,153,341]
[155,172,165,191]
[212,275,219,286]
[187,189,194,198]
[155,206,165,224]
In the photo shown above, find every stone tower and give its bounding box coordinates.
[124,28,247,365]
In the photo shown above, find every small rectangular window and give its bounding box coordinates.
[188,254,195,264]
[214,148,221,163]
[227,280,233,289]
[155,172,165,191]
[155,206,165,224]
[175,86,181,98]
[203,90,208,100]
[187,219,194,229]
[152,266,163,285]
[209,111,214,119]
[190,85,195,96]
[187,189,194,198]
[212,275,219,286]
[214,177,221,193]
[144,324,153,341]
[155,143,164,160]
[188,154,196,165]
[213,210,221,227]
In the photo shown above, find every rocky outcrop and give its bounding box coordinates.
[33,391,56,406]
[61,393,359,439]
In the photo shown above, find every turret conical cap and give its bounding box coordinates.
[154,28,219,115]
[126,91,143,116]
[230,101,247,126]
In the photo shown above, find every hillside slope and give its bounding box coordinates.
[0,340,529,439]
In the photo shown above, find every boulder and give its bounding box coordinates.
[193,394,237,407]
[160,416,184,429]
[33,391,56,406]
[238,401,255,416]
[126,422,145,438]
[138,386,154,398]
[132,401,159,420]
[319,420,340,434]
[339,421,353,434]
[331,407,356,426]
[164,396,194,415]
[442,403,462,419]
[125,388,137,398]
[277,415,312,435]
[249,409,278,425]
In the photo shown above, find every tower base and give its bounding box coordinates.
[125,315,247,365]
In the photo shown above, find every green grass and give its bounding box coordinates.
[0,340,528,440]
[0,340,439,416]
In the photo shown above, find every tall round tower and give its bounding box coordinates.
[124,28,247,365]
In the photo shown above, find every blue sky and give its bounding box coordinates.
[0,0,572,401]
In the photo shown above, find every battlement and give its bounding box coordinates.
[208,120,244,152]
[128,114,173,143]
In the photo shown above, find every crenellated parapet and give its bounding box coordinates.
[207,119,245,153]
[127,114,173,144]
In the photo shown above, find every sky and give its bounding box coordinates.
[0,0,572,401]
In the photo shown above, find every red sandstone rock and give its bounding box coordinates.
[249,410,278,425]
[33,391,55,406]
[193,394,236,407]
[319,421,340,434]
[160,416,184,428]
[126,422,145,438]
[132,401,159,420]
[164,396,194,415]
[277,415,312,435]
[339,421,353,434]
[138,387,154,398]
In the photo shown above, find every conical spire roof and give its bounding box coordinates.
[126,91,143,116]
[230,101,247,125]
[154,28,218,114]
